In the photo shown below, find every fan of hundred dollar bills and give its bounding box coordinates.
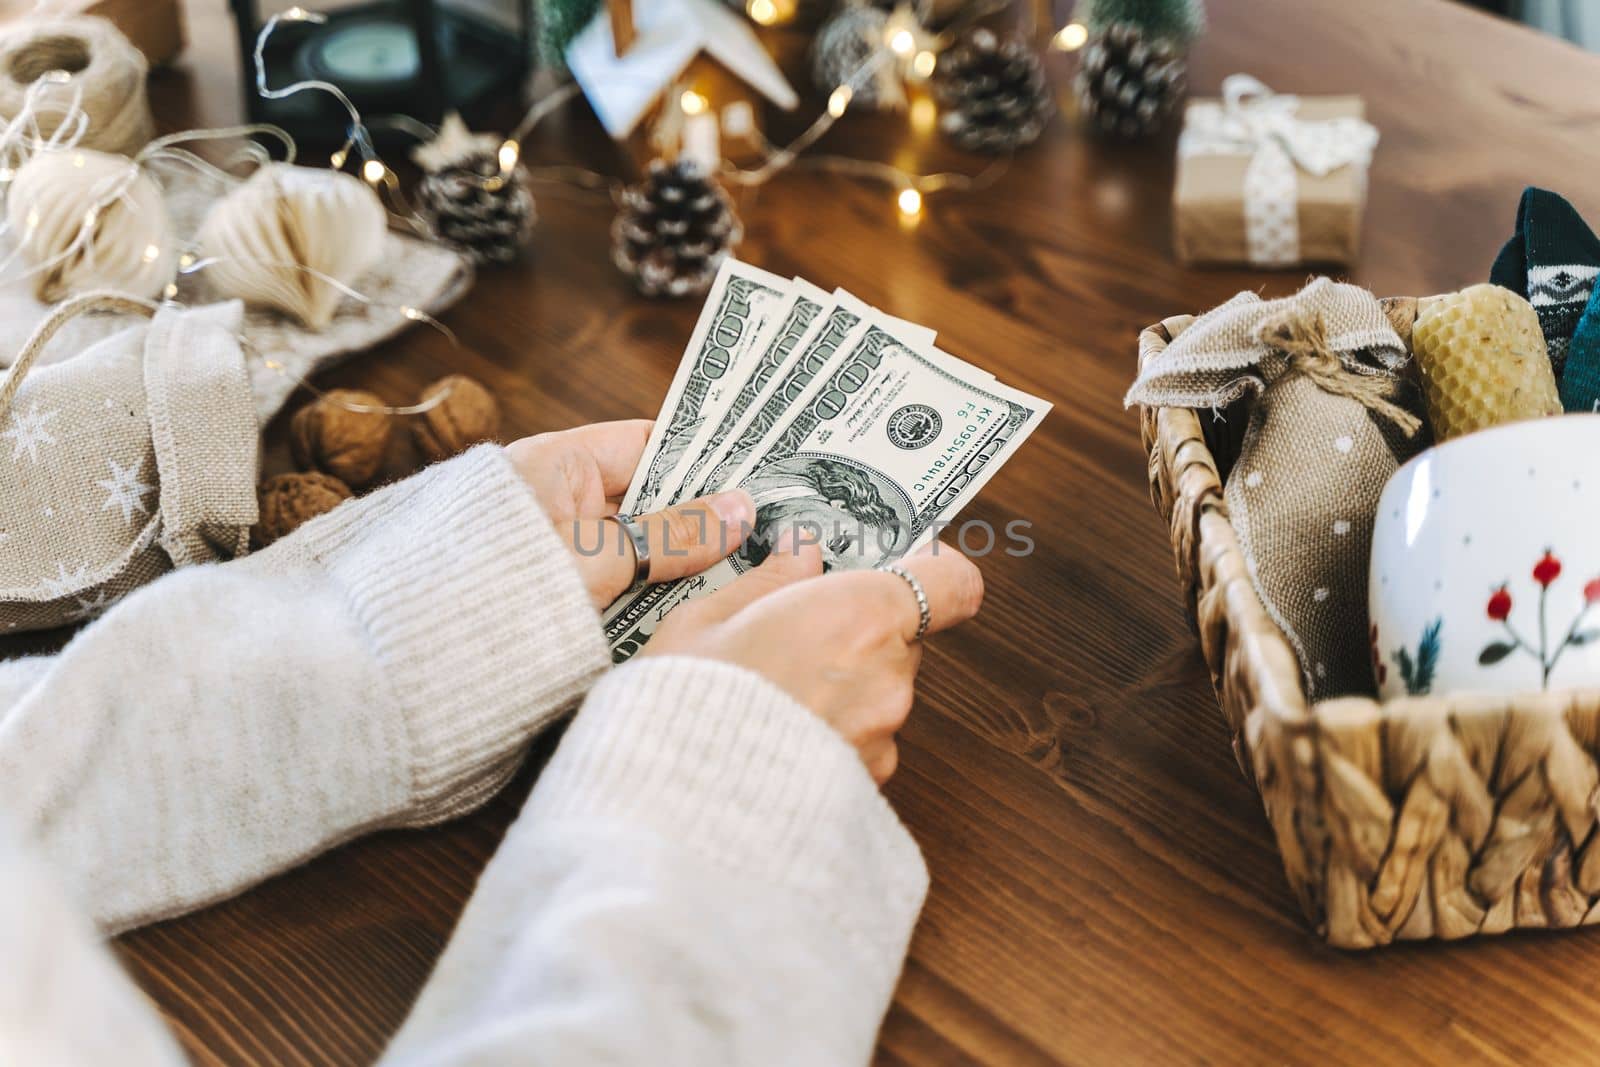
[606,260,1051,660]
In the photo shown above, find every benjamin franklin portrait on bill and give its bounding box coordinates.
[738,456,913,571]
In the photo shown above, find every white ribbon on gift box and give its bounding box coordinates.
[1178,74,1380,267]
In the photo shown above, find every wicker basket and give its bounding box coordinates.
[1138,312,1600,949]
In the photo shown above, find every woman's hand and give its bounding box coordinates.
[644,538,985,783]
[506,421,754,609]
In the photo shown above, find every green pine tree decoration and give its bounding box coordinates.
[1394,618,1443,696]
[1078,0,1205,44]
[536,0,601,68]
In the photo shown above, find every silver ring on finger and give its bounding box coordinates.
[879,563,931,641]
[612,514,651,586]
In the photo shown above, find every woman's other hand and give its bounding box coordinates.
[644,539,984,783]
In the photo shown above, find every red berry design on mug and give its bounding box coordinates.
[1535,550,1562,587]
[1482,550,1600,689]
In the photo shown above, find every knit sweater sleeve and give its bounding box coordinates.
[0,445,610,934]
[0,815,186,1067]
[381,656,930,1067]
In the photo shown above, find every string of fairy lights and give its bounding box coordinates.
[267,0,1092,227]
[0,0,1097,309]
[0,2,1095,418]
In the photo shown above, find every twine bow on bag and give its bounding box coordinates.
[1256,312,1422,438]
[1126,278,1428,700]
[1126,277,1415,424]
[1179,74,1379,267]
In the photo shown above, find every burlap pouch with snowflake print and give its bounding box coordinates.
[0,294,258,633]
[1127,278,1430,699]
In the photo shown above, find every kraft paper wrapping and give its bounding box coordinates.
[1174,96,1369,268]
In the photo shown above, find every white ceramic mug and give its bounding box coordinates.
[1370,415,1600,701]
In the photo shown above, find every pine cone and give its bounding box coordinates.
[1073,22,1187,139]
[811,4,903,110]
[413,114,535,266]
[611,159,743,299]
[934,29,1053,154]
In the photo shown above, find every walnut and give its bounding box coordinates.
[290,389,394,488]
[412,375,501,462]
[252,472,353,549]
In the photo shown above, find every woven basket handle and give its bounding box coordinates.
[0,291,157,420]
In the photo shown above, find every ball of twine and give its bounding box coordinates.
[0,16,153,157]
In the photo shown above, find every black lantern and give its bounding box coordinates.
[230,1,533,146]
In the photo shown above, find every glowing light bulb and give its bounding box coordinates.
[361,158,387,184]
[498,139,520,172]
[330,146,349,169]
[897,187,922,217]
[912,50,936,79]
[142,243,161,263]
[162,282,178,299]
[71,153,85,168]
[747,0,778,25]
[401,306,427,321]
[1053,22,1088,51]
[178,252,196,269]
[889,28,915,56]
[680,90,708,116]
[828,85,852,118]
[910,96,937,134]
[284,6,311,20]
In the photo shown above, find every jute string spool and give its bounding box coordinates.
[0,16,153,157]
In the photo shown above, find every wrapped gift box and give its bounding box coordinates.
[1173,76,1377,269]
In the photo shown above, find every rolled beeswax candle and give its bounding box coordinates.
[1411,284,1561,441]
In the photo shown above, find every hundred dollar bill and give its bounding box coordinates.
[678,290,932,501]
[932,346,994,382]
[716,318,1047,554]
[619,259,790,515]
[679,298,865,501]
[658,279,831,506]
[604,320,1050,660]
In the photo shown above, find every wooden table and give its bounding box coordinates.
[71,0,1600,1062]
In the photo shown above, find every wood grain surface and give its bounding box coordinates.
[24,0,1600,1062]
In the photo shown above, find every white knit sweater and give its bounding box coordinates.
[0,446,928,1066]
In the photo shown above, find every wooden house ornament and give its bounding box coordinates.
[566,0,798,168]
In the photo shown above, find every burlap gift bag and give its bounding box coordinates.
[0,292,258,633]
[1126,278,1429,699]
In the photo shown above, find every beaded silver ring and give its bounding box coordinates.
[880,562,931,641]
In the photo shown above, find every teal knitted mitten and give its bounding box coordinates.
[1563,284,1600,413]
